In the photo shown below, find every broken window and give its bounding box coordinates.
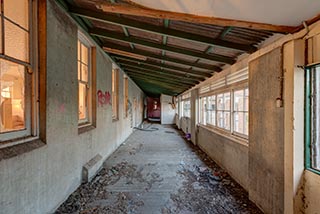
[78,33,92,126]
[112,66,119,120]
[306,64,320,172]
[0,0,36,143]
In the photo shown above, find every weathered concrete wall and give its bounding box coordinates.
[249,48,284,214]
[198,126,249,190]
[303,171,320,213]
[160,94,175,124]
[0,1,144,213]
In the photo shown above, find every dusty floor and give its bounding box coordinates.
[55,123,263,214]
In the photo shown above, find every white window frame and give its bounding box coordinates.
[0,0,38,146]
[78,31,93,126]
[198,68,249,140]
[232,87,249,138]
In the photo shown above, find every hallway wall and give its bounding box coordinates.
[0,1,144,213]
[176,20,320,214]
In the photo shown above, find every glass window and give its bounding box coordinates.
[0,0,34,143]
[183,99,190,118]
[207,95,216,126]
[78,37,91,125]
[112,67,119,120]
[233,88,249,136]
[216,92,231,130]
[307,64,320,171]
[123,76,128,118]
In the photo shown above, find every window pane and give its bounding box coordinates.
[79,83,87,120]
[5,20,29,62]
[311,66,320,171]
[234,89,244,111]
[78,41,81,62]
[224,112,230,130]
[81,44,88,65]
[78,62,81,80]
[4,0,29,29]
[224,92,231,111]
[217,111,223,128]
[0,59,25,133]
[217,94,224,110]
[81,64,88,82]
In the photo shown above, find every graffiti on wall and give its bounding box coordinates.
[97,90,111,107]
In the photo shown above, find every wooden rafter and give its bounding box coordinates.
[119,62,208,80]
[121,66,200,84]
[103,42,220,71]
[93,1,296,33]
[90,28,235,64]
[127,72,193,88]
[114,55,211,77]
[69,6,257,53]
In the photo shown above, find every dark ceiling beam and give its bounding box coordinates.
[133,80,183,95]
[123,67,197,85]
[130,76,189,92]
[114,56,210,78]
[129,74,189,90]
[70,6,266,52]
[103,42,221,71]
[96,2,296,33]
[119,62,205,83]
[91,28,235,64]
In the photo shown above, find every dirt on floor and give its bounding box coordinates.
[55,124,262,214]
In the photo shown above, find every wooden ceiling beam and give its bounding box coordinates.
[122,66,198,85]
[114,55,210,78]
[91,28,235,64]
[133,79,184,95]
[69,6,257,53]
[92,2,295,33]
[119,62,205,82]
[129,74,190,89]
[103,42,220,72]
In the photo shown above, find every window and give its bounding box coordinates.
[233,88,249,136]
[306,64,320,172]
[0,0,37,143]
[198,68,248,139]
[182,100,191,118]
[217,92,231,130]
[123,76,128,118]
[112,66,119,120]
[78,34,92,125]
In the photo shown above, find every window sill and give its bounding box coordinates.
[306,168,320,176]
[198,124,248,147]
[78,124,96,135]
[0,138,46,161]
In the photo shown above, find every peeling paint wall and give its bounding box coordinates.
[0,1,144,213]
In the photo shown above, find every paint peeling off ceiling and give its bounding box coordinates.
[131,0,320,26]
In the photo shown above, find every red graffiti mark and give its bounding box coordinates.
[97,90,111,107]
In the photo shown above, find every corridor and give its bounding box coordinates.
[56,123,262,214]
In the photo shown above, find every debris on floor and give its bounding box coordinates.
[55,123,262,214]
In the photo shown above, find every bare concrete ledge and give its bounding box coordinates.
[0,139,46,161]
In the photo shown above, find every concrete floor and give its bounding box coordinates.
[56,123,262,214]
